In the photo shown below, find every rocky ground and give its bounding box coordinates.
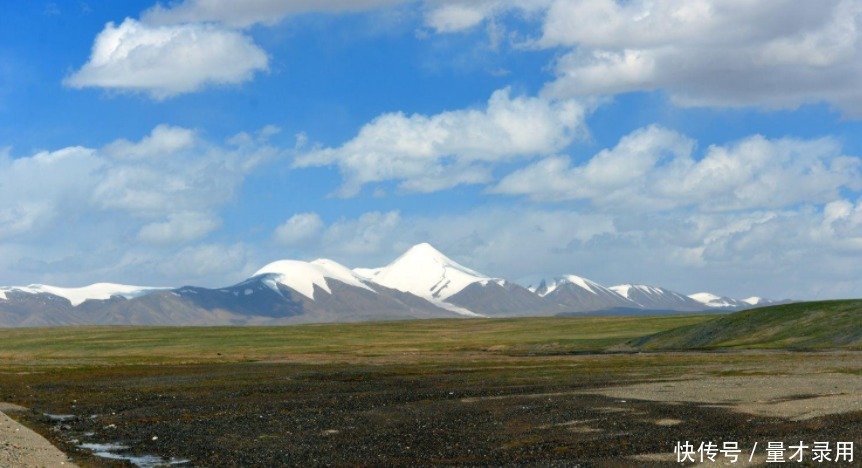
[1,351,861,466]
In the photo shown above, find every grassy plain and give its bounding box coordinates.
[0,314,711,367]
[2,312,862,466]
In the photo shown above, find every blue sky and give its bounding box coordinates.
[3,0,862,300]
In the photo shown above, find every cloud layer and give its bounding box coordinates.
[0,125,278,286]
[492,125,862,212]
[294,88,584,195]
[413,0,862,116]
[539,0,862,115]
[70,0,862,114]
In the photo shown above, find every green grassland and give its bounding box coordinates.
[4,299,862,368]
[633,299,862,350]
[0,314,711,367]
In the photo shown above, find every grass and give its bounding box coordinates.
[0,315,712,367]
[633,299,862,350]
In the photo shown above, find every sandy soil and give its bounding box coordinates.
[585,372,862,420]
[0,402,78,468]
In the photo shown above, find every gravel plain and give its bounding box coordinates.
[0,351,859,466]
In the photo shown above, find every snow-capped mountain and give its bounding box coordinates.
[688,292,786,309]
[0,243,785,327]
[0,283,166,306]
[742,296,770,306]
[536,275,637,312]
[356,243,489,301]
[355,243,545,316]
[610,284,706,312]
[688,292,749,309]
[255,258,376,300]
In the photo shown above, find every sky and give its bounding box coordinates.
[2,0,862,300]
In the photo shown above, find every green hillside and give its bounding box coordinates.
[632,300,862,350]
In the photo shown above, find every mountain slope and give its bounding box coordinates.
[446,280,552,317]
[0,257,464,327]
[539,275,637,312]
[611,284,705,311]
[632,300,862,350]
[688,292,751,309]
[360,243,490,301]
[0,243,785,327]
[0,283,165,306]
[255,258,375,300]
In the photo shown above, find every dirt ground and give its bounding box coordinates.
[0,402,78,467]
[1,351,860,466]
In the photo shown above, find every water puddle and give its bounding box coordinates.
[44,413,76,421]
[78,441,191,467]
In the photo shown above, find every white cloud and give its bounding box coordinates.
[424,3,494,32]
[536,0,862,116]
[137,212,223,245]
[0,125,279,286]
[65,18,268,99]
[294,88,585,196]
[273,213,325,246]
[89,125,277,219]
[0,146,104,240]
[143,0,405,28]
[102,124,196,160]
[69,0,862,111]
[419,0,862,116]
[492,125,862,212]
[422,0,551,33]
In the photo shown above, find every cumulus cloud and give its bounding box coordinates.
[64,18,268,99]
[537,0,862,116]
[492,125,862,212]
[69,0,862,111]
[419,0,862,116]
[0,125,279,286]
[273,213,325,246]
[294,88,585,196]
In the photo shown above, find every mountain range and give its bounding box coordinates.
[0,243,787,327]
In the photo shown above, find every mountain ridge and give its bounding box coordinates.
[0,243,785,327]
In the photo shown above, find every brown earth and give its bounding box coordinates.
[0,351,860,466]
